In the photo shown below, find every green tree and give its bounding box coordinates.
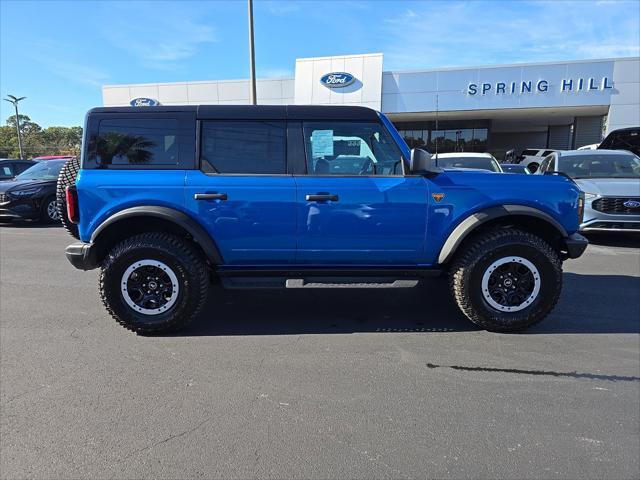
[0,115,82,158]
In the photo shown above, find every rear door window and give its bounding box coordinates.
[86,114,195,169]
[200,121,286,174]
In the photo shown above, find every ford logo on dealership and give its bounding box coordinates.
[623,200,640,209]
[130,97,159,107]
[320,72,356,88]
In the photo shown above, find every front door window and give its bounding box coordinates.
[303,122,404,176]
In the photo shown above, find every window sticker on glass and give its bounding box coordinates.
[311,130,334,157]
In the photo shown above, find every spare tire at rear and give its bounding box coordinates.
[56,157,80,240]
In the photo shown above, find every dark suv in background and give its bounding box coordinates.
[0,159,66,223]
[0,159,36,180]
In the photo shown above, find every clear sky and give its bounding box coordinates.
[1,0,638,127]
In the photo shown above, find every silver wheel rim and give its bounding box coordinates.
[481,256,541,312]
[47,200,60,220]
[121,259,179,316]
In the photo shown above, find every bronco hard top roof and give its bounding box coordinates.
[87,105,380,121]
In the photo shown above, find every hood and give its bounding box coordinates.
[574,178,640,197]
[0,178,53,194]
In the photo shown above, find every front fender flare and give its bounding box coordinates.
[90,206,223,265]
[437,205,568,265]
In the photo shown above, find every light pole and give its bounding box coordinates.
[248,0,257,105]
[4,95,26,159]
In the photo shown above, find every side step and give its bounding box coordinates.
[285,278,418,289]
[221,276,420,289]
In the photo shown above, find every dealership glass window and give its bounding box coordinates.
[201,121,286,174]
[469,128,488,152]
[92,118,192,167]
[399,129,427,149]
[429,128,487,153]
[303,122,403,175]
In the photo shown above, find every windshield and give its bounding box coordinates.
[598,130,640,156]
[562,154,640,179]
[16,160,66,181]
[436,156,501,172]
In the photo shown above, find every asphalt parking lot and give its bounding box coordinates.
[1,224,639,480]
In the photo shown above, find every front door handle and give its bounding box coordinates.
[306,194,339,202]
[194,193,228,201]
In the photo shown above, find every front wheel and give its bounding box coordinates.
[449,228,562,332]
[99,232,209,334]
[40,196,60,224]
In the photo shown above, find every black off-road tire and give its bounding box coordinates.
[99,232,209,335]
[449,228,562,332]
[527,162,540,173]
[56,157,80,239]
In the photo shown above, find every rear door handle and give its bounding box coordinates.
[194,193,228,201]
[306,194,339,202]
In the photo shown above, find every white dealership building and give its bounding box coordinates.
[103,53,639,158]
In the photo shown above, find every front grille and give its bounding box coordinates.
[592,196,640,215]
[584,221,640,231]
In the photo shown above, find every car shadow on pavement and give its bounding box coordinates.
[178,272,640,336]
[584,232,640,248]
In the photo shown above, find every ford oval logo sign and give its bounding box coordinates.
[320,72,356,88]
[130,97,159,107]
[623,199,640,209]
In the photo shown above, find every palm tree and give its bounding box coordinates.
[94,132,156,165]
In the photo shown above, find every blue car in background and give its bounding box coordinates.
[58,105,587,334]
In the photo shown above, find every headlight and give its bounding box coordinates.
[584,192,599,201]
[577,193,585,224]
[7,186,43,198]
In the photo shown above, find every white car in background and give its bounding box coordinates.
[517,148,561,173]
[537,149,640,232]
[432,152,503,173]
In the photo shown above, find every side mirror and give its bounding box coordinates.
[409,148,441,174]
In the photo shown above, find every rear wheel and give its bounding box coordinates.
[449,228,562,332]
[99,232,209,334]
[56,157,80,239]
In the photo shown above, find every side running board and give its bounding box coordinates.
[221,277,421,289]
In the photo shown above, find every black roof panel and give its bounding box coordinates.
[88,105,380,121]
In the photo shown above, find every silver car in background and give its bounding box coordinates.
[432,152,504,172]
[537,150,640,233]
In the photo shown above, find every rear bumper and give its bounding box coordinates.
[65,242,98,270]
[563,233,588,259]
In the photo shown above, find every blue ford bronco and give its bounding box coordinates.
[57,105,587,334]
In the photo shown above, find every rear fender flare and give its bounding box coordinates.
[90,206,223,264]
[437,205,567,265]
